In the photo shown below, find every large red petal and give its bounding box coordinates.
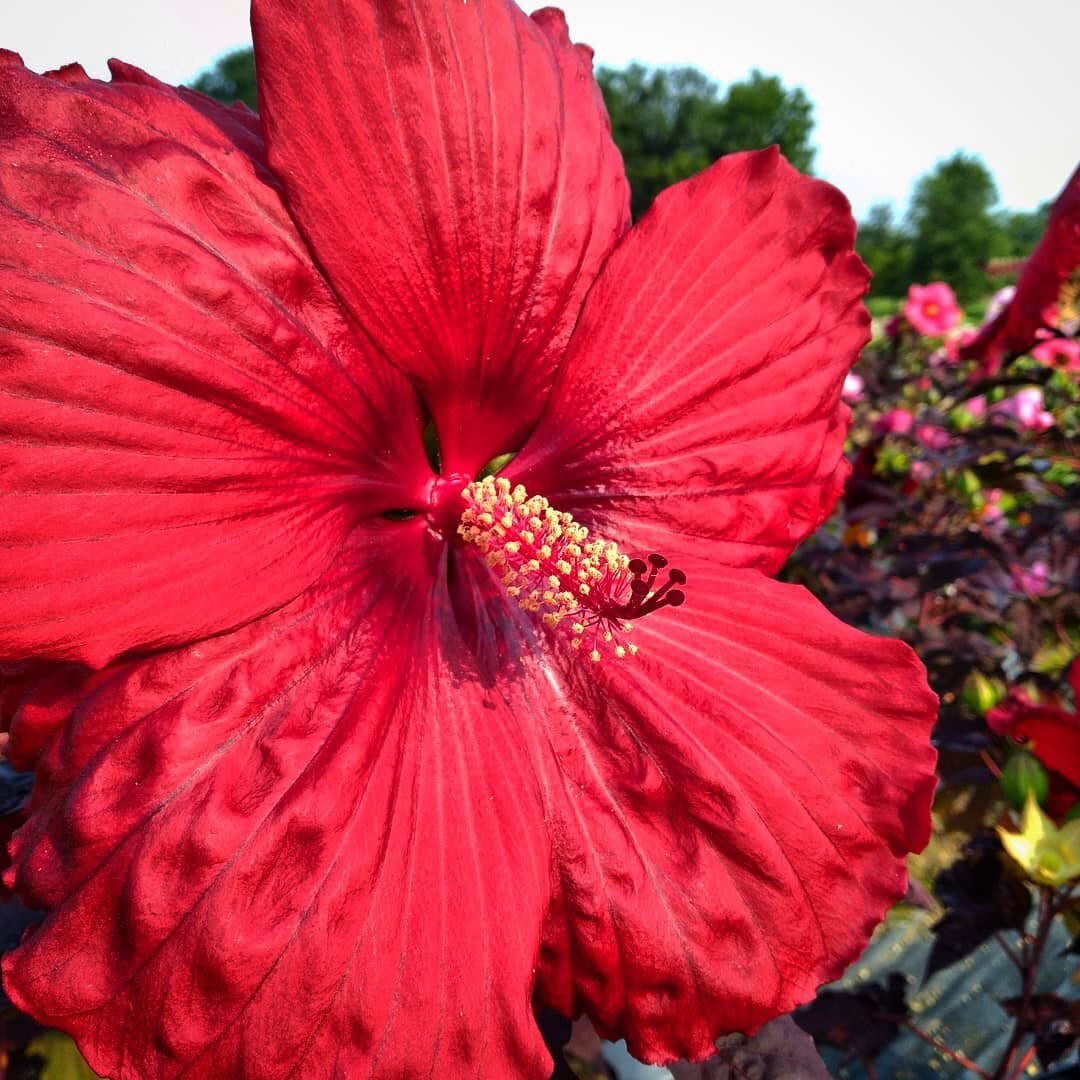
[0,55,428,667]
[252,0,630,475]
[511,148,870,573]
[533,565,937,1062]
[3,525,554,1079]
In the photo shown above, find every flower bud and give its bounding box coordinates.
[958,468,981,499]
[1000,750,1049,810]
[961,671,1004,715]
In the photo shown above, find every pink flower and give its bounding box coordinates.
[966,395,988,420]
[842,372,865,402]
[985,286,1016,325]
[909,460,934,483]
[944,326,978,363]
[915,423,951,451]
[981,488,1005,525]
[1009,561,1051,597]
[1032,337,1080,371]
[873,408,915,437]
[904,282,962,337]
[0,9,938,1080]
[992,388,1055,432]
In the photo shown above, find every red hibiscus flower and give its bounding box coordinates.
[903,282,962,337]
[961,162,1080,372]
[0,2,937,1077]
[988,666,1080,818]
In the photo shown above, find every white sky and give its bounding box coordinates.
[2,0,1077,219]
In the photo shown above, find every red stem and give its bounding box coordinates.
[899,1019,991,1078]
[991,887,1057,1080]
[993,931,1023,971]
[1004,1045,1037,1080]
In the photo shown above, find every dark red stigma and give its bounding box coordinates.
[615,553,687,620]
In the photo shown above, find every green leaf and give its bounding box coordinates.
[24,1032,102,1080]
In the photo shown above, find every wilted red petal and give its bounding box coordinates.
[512,148,870,573]
[987,672,1080,790]
[961,163,1080,370]
[251,0,630,475]
[4,526,554,1080]
[533,565,936,1062]
[0,54,428,667]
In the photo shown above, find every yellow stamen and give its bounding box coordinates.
[459,477,687,663]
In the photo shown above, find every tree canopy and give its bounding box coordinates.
[907,152,1001,302]
[857,154,1049,302]
[596,64,815,217]
[190,47,257,110]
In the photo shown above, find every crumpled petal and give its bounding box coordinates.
[532,564,937,1062]
[4,525,554,1080]
[987,665,1080,789]
[252,0,630,474]
[0,54,427,667]
[512,148,870,574]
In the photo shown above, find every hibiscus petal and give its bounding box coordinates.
[532,565,937,1062]
[0,54,428,667]
[252,0,630,474]
[512,148,870,573]
[4,525,554,1079]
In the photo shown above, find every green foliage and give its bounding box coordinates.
[597,64,815,218]
[993,202,1051,258]
[859,155,1045,302]
[907,152,1000,303]
[856,203,913,298]
[24,1032,102,1079]
[190,47,257,110]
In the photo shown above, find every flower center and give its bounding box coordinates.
[1037,850,1062,873]
[458,476,686,661]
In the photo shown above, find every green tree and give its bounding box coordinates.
[597,64,816,218]
[993,203,1051,258]
[713,71,815,173]
[856,203,912,298]
[907,153,1000,303]
[190,47,257,110]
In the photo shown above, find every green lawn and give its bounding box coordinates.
[865,293,991,322]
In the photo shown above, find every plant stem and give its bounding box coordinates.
[899,1019,991,1078]
[993,931,1023,971]
[991,887,1057,1080]
[1004,1045,1037,1080]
